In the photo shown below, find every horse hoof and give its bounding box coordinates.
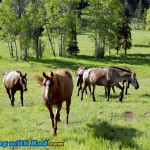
[119,99,122,102]
[52,132,57,136]
[57,118,61,122]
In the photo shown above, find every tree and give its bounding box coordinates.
[136,0,143,20]
[44,0,80,57]
[84,0,123,58]
[145,8,150,30]
[0,0,20,59]
[26,1,45,59]
[115,10,132,55]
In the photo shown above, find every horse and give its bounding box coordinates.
[81,66,139,102]
[36,70,73,135]
[76,66,91,96]
[3,70,27,106]
[76,66,116,99]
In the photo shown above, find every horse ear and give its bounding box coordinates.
[20,73,23,78]
[25,73,27,77]
[51,72,54,77]
[43,72,47,78]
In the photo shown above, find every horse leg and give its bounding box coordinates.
[20,90,24,106]
[125,81,130,95]
[88,84,91,95]
[77,85,82,96]
[105,87,107,97]
[92,85,96,101]
[115,83,124,102]
[107,86,111,101]
[5,87,11,100]
[54,103,62,134]
[46,104,55,134]
[85,88,88,94]
[112,86,116,94]
[10,91,15,107]
[81,83,88,100]
[66,97,71,124]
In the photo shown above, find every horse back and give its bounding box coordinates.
[3,71,20,90]
[89,68,108,86]
[54,70,73,99]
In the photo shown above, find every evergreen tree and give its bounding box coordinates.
[136,0,143,20]
[115,10,132,55]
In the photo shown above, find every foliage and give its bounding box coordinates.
[115,17,132,55]
[145,8,150,31]
[84,0,123,58]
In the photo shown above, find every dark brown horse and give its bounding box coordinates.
[3,71,27,106]
[36,70,73,135]
[81,67,139,102]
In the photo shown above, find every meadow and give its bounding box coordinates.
[0,30,150,150]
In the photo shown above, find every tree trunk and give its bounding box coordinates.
[125,47,127,55]
[58,32,63,57]
[14,40,18,60]
[24,48,28,60]
[35,36,39,59]
[7,42,13,57]
[46,26,56,57]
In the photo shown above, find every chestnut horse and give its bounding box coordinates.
[36,70,73,135]
[81,67,139,102]
[3,71,27,106]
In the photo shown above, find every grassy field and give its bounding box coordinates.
[0,30,150,150]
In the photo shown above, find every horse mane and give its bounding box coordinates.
[109,66,131,73]
[35,75,43,86]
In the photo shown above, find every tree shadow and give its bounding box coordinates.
[29,52,150,73]
[133,44,150,48]
[87,120,141,149]
[140,93,150,98]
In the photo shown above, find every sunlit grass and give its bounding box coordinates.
[0,30,150,150]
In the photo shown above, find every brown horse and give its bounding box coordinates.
[36,70,73,135]
[3,71,27,106]
[81,66,139,102]
[76,66,116,99]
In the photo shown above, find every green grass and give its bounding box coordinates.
[0,30,150,150]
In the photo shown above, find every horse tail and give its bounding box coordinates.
[35,75,43,86]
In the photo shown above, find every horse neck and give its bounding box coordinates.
[119,71,132,81]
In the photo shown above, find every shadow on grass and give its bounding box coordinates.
[87,120,140,149]
[140,93,150,98]
[29,52,150,72]
[133,44,150,48]
[30,57,79,71]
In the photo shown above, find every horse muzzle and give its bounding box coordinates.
[135,86,139,89]
[23,87,28,91]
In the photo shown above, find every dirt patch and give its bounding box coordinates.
[123,111,133,119]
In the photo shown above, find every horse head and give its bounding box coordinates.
[76,74,83,86]
[19,72,28,91]
[130,73,139,89]
[42,72,55,101]
[76,66,87,86]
